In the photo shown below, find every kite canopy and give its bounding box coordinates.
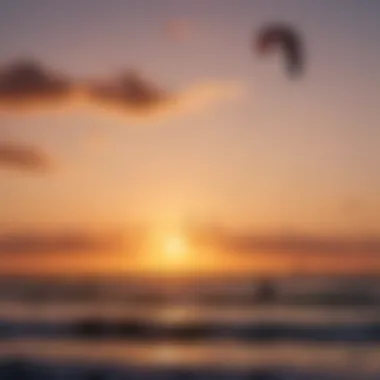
[256,24,304,77]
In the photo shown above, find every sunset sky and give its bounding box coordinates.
[0,0,379,275]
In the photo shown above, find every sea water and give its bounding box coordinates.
[0,275,379,379]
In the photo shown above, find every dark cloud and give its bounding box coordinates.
[87,70,170,113]
[84,70,243,122]
[0,60,72,110]
[0,231,124,255]
[0,142,52,172]
[0,59,243,121]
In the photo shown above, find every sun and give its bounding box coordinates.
[137,224,224,275]
[162,234,188,263]
[136,229,193,274]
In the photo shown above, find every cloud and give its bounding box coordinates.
[86,70,244,122]
[189,226,380,256]
[0,60,73,112]
[87,70,170,115]
[0,231,124,255]
[0,60,243,161]
[227,234,380,256]
[0,141,52,172]
[0,59,244,123]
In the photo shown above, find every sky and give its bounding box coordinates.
[0,0,379,275]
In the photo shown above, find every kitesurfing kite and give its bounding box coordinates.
[256,24,304,78]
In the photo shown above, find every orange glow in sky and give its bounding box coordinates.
[1,1,380,277]
[162,234,189,263]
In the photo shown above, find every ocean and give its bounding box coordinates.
[0,275,379,379]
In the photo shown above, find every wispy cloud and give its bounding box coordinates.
[86,70,170,119]
[0,60,245,165]
[0,60,244,122]
[86,71,244,122]
[0,141,52,172]
[0,231,124,255]
[225,233,380,256]
[189,226,380,256]
[0,60,73,112]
